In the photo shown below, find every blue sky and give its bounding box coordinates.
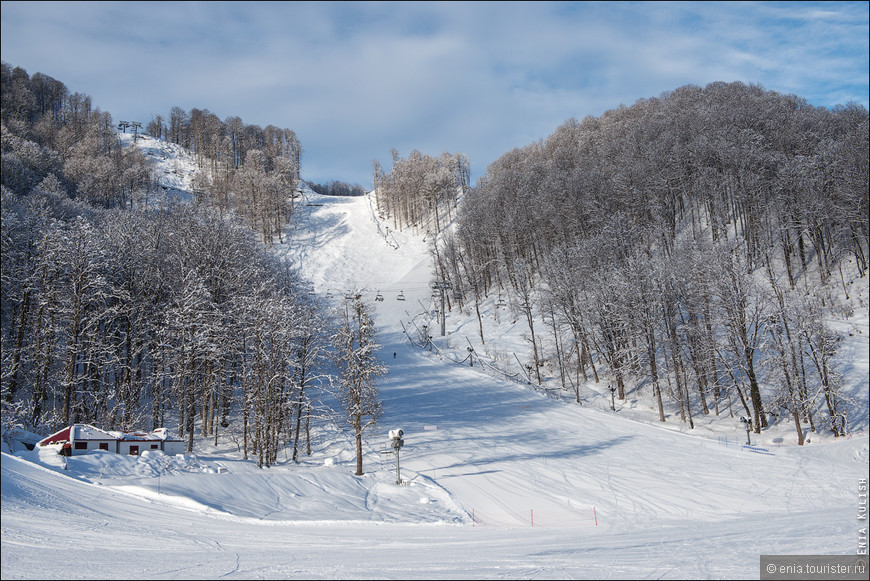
[2,1,868,186]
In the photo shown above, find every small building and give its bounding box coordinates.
[118,427,186,456]
[37,424,185,456]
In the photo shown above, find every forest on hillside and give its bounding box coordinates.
[429,82,866,443]
[372,148,471,234]
[370,81,868,444]
[1,62,382,469]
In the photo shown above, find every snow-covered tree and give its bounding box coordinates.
[332,295,386,476]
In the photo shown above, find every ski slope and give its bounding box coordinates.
[3,172,869,579]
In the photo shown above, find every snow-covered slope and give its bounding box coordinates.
[275,185,433,304]
[121,132,198,201]
[3,141,868,579]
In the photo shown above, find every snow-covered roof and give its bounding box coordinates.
[72,424,118,441]
[118,428,182,442]
[37,424,116,446]
[37,424,182,446]
[148,427,182,442]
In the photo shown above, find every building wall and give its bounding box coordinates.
[70,440,118,455]
[162,440,186,455]
[118,441,161,455]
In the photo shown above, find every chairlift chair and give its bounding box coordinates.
[397,291,406,301]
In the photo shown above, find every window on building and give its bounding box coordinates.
[74,442,87,450]
[151,444,159,449]
[99,443,109,451]
[129,446,139,455]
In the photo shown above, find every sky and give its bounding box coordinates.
[1,1,869,186]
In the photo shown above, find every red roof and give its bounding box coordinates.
[37,426,71,446]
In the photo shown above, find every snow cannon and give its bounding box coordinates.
[389,429,404,449]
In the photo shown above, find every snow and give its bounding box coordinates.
[125,132,198,201]
[2,138,868,579]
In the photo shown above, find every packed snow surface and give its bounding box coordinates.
[3,138,868,579]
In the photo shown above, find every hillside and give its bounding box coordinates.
[3,136,868,578]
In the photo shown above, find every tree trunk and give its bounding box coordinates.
[355,429,363,476]
[792,409,805,446]
[745,348,766,433]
